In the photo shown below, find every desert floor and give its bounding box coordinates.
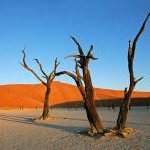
[0,107,150,150]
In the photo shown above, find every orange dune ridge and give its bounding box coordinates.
[0,81,149,108]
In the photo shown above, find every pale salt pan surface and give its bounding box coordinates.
[0,107,150,150]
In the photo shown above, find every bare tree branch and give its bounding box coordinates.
[87,45,93,56]
[21,49,46,86]
[75,59,86,98]
[50,58,60,81]
[65,54,80,59]
[86,45,98,60]
[128,40,132,58]
[56,71,77,82]
[128,13,150,84]
[116,13,149,132]
[57,36,104,133]
[135,76,144,84]
[128,40,134,83]
[132,13,150,59]
[75,61,84,81]
[21,49,60,120]
[70,36,84,56]
[34,58,48,79]
[124,87,128,96]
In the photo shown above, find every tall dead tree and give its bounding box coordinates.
[116,13,150,133]
[21,49,59,120]
[56,36,104,134]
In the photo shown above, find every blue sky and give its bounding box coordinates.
[0,0,149,91]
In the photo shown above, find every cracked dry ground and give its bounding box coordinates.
[0,107,150,150]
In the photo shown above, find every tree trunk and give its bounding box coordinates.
[56,36,105,134]
[83,67,104,133]
[42,87,50,119]
[84,99,104,133]
[115,13,150,133]
[116,104,128,132]
[116,85,134,132]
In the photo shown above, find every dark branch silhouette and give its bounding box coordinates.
[116,13,150,134]
[21,49,59,120]
[56,36,104,134]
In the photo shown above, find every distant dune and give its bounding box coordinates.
[0,81,149,108]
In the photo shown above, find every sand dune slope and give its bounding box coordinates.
[0,82,149,108]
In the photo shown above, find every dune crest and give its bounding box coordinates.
[0,81,149,108]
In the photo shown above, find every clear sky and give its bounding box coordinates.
[0,0,149,91]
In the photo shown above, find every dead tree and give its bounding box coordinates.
[56,36,104,134]
[116,13,150,133]
[21,49,59,120]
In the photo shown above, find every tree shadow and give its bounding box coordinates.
[0,113,87,122]
[0,113,86,133]
[0,113,149,135]
[53,116,87,121]
[102,120,150,126]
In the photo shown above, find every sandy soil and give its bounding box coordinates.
[0,107,150,150]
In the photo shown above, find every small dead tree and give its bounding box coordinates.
[21,49,59,120]
[56,36,104,134]
[116,13,150,133]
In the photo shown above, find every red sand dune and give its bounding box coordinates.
[0,81,149,108]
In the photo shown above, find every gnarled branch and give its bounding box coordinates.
[132,13,150,60]
[116,13,149,132]
[70,36,84,56]
[75,59,86,98]
[86,45,98,60]
[34,59,48,79]
[21,49,46,86]
[134,76,144,84]
[65,54,80,59]
[56,71,77,82]
[128,13,150,85]
[50,58,60,81]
